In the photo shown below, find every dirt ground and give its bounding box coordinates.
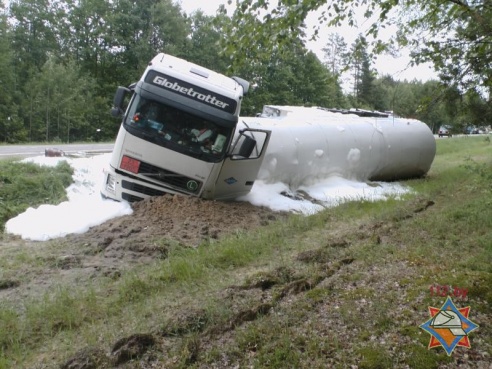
[0,194,289,303]
[2,193,491,368]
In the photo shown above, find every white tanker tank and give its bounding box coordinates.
[237,106,436,189]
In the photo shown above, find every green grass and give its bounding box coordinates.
[0,135,491,368]
[0,158,73,232]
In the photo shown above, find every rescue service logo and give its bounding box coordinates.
[419,293,479,356]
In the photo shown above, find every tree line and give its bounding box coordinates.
[0,0,487,143]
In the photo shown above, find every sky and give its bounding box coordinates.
[5,153,411,241]
[177,0,437,83]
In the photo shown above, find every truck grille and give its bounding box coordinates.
[137,161,202,193]
[116,158,202,201]
[121,192,144,203]
[122,180,166,198]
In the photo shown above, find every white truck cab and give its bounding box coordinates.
[101,53,271,202]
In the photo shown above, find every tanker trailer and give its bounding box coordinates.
[103,52,435,202]
[237,106,436,190]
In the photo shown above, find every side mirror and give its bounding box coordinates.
[232,76,250,95]
[229,129,269,160]
[110,107,121,117]
[237,135,256,158]
[111,86,131,117]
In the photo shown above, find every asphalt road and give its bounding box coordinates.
[0,143,114,159]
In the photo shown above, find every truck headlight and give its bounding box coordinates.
[105,174,117,194]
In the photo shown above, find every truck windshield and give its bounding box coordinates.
[123,95,232,162]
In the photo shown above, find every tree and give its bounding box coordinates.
[9,0,62,82]
[3,0,482,144]
[0,2,28,142]
[296,50,343,107]
[462,89,492,130]
[226,0,492,97]
[186,10,229,73]
[343,35,380,109]
[63,0,112,78]
[24,56,96,142]
[414,81,454,133]
[401,1,492,94]
[322,33,349,77]
[109,0,189,79]
[63,0,190,139]
[237,42,345,115]
[0,4,17,142]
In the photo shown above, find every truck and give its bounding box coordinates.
[101,53,271,202]
[101,53,436,203]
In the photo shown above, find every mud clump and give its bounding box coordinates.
[73,193,289,253]
[60,347,109,369]
[111,333,156,365]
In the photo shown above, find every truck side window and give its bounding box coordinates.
[231,131,267,159]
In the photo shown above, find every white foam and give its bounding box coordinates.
[5,153,411,241]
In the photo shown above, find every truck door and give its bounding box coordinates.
[213,129,271,199]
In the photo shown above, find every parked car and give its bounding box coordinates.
[465,126,484,134]
[438,126,452,137]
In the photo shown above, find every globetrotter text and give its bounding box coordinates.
[152,76,230,110]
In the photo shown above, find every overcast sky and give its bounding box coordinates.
[177,0,437,83]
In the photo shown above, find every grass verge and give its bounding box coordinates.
[0,159,73,232]
[0,136,491,368]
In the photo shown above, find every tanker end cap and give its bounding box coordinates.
[232,76,250,95]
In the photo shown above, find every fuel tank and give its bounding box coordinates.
[239,106,436,188]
